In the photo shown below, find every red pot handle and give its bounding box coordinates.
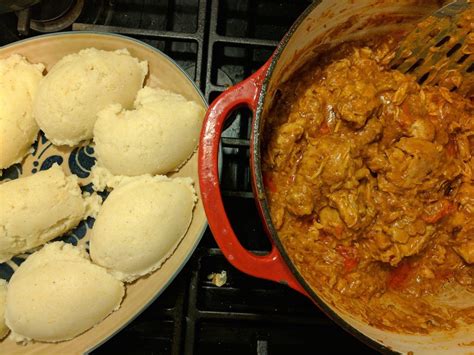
[199,59,308,297]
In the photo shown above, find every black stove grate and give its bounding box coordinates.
[0,1,377,354]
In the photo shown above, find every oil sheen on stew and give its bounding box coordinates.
[262,35,474,333]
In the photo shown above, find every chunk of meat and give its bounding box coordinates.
[409,119,436,141]
[328,184,376,231]
[456,183,474,213]
[291,91,326,138]
[454,239,474,264]
[319,207,345,239]
[353,118,383,147]
[452,221,474,265]
[364,215,433,266]
[322,51,383,128]
[328,190,359,228]
[366,232,432,266]
[335,81,380,128]
[300,136,356,186]
[385,137,443,190]
[285,183,314,216]
[456,133,472,162]
[266,121,304,169]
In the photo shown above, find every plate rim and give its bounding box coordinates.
[0,30,207,108]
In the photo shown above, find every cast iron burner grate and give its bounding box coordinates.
[0,1,377,354]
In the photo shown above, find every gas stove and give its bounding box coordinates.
[0,1,377,353]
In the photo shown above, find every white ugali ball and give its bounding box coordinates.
[0,164,101,263]
[89,175,196,282]
[5,242,124,343]
[33,48,148,146]
[0,279,8,340]
[0,54,44,169]
[93,86,205,176]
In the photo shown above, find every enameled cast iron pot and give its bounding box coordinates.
[198,1,474,354]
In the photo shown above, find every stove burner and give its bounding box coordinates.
[31,0,75,22]
[29,0,83,32]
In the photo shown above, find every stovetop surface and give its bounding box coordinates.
[0,1,378,354]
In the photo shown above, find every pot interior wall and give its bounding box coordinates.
[257,0,474,353]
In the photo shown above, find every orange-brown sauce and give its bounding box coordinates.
[262,35,474,333]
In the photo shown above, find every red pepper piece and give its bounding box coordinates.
[422,200,456,224]
[336,245,359,273]
[388,260,412,290]
[262,172,277,193]
[319,120,330,135]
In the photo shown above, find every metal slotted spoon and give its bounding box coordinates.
[390,0,473,95]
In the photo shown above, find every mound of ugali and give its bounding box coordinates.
[5,242,124,343]
[33,48,147,146]
[89,175,196,282]
[0,54,44,170]
[93,86,205,176]
[0,280,8,340]
[0,165,101,262]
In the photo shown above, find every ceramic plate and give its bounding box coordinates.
[0,32,208,354]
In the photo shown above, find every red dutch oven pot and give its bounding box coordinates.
[198,0,474,353]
